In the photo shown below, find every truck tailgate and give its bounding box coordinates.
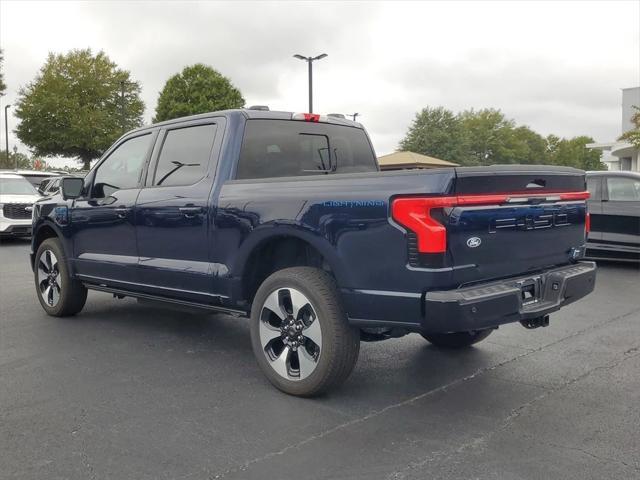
[449,166,588,285]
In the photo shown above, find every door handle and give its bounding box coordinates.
[179,206,203,218]
[114,207,130,219]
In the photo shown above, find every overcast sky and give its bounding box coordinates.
[1,0,639,167]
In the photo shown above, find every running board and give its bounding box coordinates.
[83,283,248,317]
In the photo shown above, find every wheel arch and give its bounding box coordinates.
[236,227,350,305]
[31,221,67,270]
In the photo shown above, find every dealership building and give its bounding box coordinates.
[587,86,639,172]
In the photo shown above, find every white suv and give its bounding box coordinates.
[0,173,41,238]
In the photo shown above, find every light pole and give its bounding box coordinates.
[351,113,360,122]
[293,53,327,113]
[4,104,10,166]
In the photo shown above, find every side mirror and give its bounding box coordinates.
[60,177,84,200]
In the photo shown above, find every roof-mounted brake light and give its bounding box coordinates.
[292,113,325,122]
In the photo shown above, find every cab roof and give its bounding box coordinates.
[129,109,363,136]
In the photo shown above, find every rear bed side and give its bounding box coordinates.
[216,168,457,322]
[217,164,590,331]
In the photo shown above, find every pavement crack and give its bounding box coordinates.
[70,408,97,480]
[533,438,640,472]
[386,345,640,479]
[212,306,640,479]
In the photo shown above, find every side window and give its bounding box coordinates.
[586,177,600,201]
[93,134,152,198]
[47,179,59,194]
[606,176,640,201]
[153,124,217,187]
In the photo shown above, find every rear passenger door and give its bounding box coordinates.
[601,175,640,247]
[134,118,225,301]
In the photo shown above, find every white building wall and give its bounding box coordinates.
[621,87,640,133]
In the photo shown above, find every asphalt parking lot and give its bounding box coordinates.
[1,238,639,480]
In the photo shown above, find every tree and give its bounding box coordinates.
[504,126,549,165]
[14,49,144,169]
[153,64,244,122]
[547,135,606,170]
[400,105,605,169]
[0,49,6,96]
[0,150,49,170]
[458,108,524,165]
[398,107,468,163]
[619,105,640,148]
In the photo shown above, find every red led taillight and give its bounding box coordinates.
[391,197,456,253]
[391,191,590,254]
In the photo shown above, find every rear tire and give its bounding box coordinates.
[421,329,493,348]
[250,267,359,397]
[34,238,87,317]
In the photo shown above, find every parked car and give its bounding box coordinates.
[586,170,640,262]
[30,109,596,396]
[38,177,61,196]
[38,176,80,196]
[0,173,41,238]
[0,169,60,190]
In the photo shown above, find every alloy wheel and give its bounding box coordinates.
[259,287,322,381]
[37,250,61,307]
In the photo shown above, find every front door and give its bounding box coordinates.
[72,131,157,284]
[134,120,223,303]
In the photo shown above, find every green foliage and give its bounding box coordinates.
[399,106,606,170]
[547,135,607,170]
[14,49,144,169]
[399,107,467,163]
[618,105,640,148]
[0,150,49,170]
[153,64,244,123]
[458,109,516,165]
[0,49,6,96]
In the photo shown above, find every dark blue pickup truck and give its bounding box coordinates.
[30,109,596,396]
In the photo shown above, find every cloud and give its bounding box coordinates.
[1,0,638,166]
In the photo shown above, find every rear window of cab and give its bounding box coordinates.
[236,119,378,180]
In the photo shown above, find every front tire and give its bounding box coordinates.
[421,329,493,348]
[250,267,359,397]
[34,238,87,317]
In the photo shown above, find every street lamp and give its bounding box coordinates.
[293,53,327,113]
[4,104,10,166]
[351,113,360,122]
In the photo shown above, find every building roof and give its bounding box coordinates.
[377,151,458,169]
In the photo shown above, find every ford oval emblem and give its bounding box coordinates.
[467,237,482,248]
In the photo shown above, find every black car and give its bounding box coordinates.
[586,171,640,261]
[37,177,61,196]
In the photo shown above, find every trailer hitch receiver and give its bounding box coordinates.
[520,315,550,329]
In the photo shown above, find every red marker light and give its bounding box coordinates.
[585,212,590,234]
